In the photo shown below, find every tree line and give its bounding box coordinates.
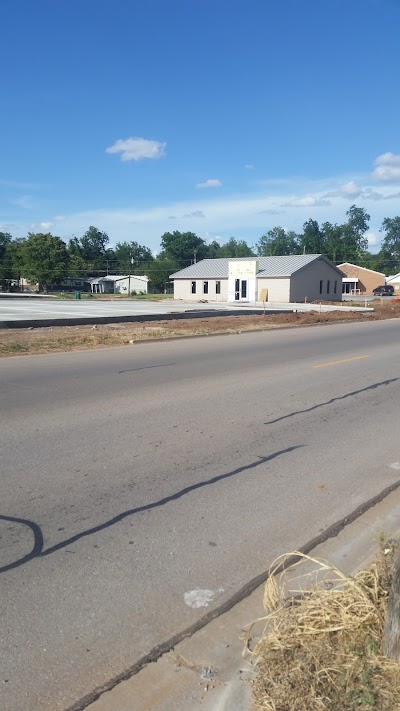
[1,206,399,292]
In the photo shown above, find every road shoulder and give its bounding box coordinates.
[78,484,400,711]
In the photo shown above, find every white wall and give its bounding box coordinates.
[257,278,290,302]
[227,260,258,302]
[386,277,400,292]
[173,262,342,303]
[289,260,342,302]
[173,279,228,301]
[114,277,148,294]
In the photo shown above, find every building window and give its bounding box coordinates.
[216,280,221,294]
[319,280,323,294]
[191,281,196,294]
[327,280,330,294]
[203,281,209,294]
[334,280,337,294]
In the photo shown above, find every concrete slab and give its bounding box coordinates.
[0,298,372,329]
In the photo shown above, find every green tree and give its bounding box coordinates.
[81,226,109,263]
[207,240,222,259]
[257,227,299,256]
[380,216,400,272]
[159,231,208,268]
[298,219,324,254]
[148,255,177,293]
[114,241,154,274]
[21,233,69,291]
[357,250,382,271]
[341,205,370,262]
[4,238,26,288]
[0,232,13,288]
[218,237,255,257]
[68,226,110,274]
[321,222,344,263]
[68,253,88,278]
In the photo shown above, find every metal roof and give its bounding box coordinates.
[338,262,385,277]
[88,274,149,283]
[170,255,343,279]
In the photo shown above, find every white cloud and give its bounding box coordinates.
[244,164,255,170]
[105,137,166,162]
[10,195,34,209]
[0,222,17,232]
[183,210,205,218]
[372,152,400,182]
[12,159,400,253]
[282,196,331,208]
[362,188,385,201]
[324,181,362,199]
[53,215,66,222]
[366,230,380,248]
[0,179,40,190]
[196,178,222,189]
[341,180,362,197]
[323,181,386,201]
[29,221,54,231]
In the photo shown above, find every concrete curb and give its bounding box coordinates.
[128,317,371,346]
[0,294,56,300]
[70,479,400,711]
[0,309,292,330]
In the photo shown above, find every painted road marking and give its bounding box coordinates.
[313,355,369,369]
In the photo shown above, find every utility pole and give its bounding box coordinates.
[193,249,197,264]
[128,253,134,296]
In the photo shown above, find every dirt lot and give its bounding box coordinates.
[1,300,399,357]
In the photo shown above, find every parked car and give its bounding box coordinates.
[373,285,394,296]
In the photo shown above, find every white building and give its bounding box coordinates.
[170,255,344,303]
[88,275,149,294]
[386,273,400,292]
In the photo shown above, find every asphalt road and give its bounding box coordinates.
[1,319,400,711]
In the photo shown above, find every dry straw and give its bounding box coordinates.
[245,550,400,710]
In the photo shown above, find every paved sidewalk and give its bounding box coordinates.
[80,485,400,711]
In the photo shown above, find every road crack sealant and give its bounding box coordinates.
[65,476,400,711]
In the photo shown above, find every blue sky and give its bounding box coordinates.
[1,0,400,252]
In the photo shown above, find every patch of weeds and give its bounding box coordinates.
[2,342,29,353]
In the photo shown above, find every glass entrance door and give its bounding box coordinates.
[235,278,240,300]
[234,278,248,301]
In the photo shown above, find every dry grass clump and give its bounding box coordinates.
[248,551,400,710]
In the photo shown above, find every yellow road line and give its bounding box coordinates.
[313,355,369,369]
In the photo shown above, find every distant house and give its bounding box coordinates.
[338,263,385,295]
[61,277,91,292]
[170,255,344,304]
[88,275,149,294]
[386,273,400,293]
